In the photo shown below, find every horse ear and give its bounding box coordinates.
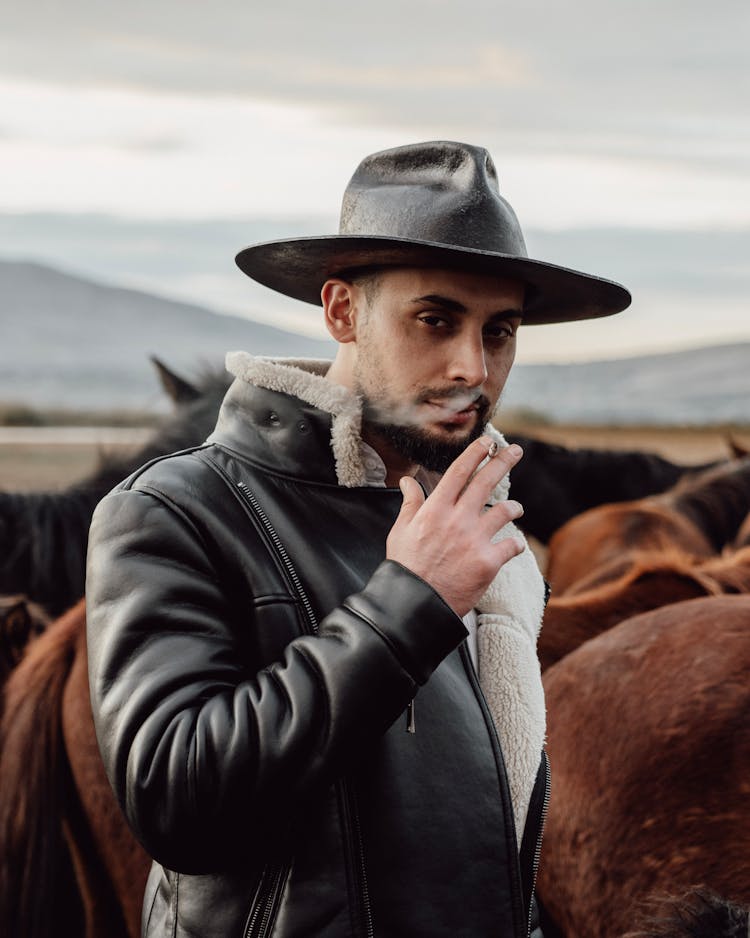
[0,598,33,662]
[150,356,200,406]
[727,434,749,459]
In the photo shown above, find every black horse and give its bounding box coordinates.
[0,357,725,616]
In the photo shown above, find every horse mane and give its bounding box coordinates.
[622,888,749,938]
[0,601,85,938]
[664,456,750,553]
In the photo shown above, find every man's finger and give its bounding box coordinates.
[491,534,526,566]
[479,499,524,539]
[432,436,515,505]
[460,441,523,512]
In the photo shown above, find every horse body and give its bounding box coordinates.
[540,546,750,670]
[546,503,714,594]
[546,457,750,595]
[538,595,750,938]
[0,599,148,938]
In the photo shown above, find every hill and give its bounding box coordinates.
[502,343,750,425]
[1,259,334,411]
[2,259,749,423]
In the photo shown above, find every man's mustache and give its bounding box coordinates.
[364,387,491,428]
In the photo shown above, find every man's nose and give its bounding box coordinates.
[446,333,488,386]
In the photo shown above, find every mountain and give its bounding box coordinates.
[1,260,334,411]
[2,259,748,423]
[501,344,750,424]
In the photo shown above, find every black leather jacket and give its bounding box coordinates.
[86,373,547,937]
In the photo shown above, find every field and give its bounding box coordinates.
[1,423,747,492]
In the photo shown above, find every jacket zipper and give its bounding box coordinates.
[526,751,551,938]
[235,478,374,938]
[351,796,375,938]
[236,481,318,634]
[244,862,288,938]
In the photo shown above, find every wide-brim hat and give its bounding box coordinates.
[236,141,631,325]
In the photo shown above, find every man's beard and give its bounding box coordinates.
[361,389,492,472]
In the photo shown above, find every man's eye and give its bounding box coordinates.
[484,325,514,339]
[419,315,450,328]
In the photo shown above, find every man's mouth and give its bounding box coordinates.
[425,399,480,426]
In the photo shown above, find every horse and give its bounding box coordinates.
[546,456,750,594]
[0,594,49,687]
[621,888,749,938]
[0,359,231,617]
[0,359,728,616]
[538,545,750,671]
[503,435,722,544]
[734,511,750,549]
[537,594,750,938]
[0,598,149,938]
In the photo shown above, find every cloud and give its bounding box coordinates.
[1,0,747,174]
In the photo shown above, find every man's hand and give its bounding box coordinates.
[386,437,525,617]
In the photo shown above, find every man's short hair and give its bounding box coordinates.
[337,265,385,305]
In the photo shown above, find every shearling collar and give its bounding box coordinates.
[223,351,545,839]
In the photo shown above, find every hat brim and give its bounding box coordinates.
[235,235,631,325]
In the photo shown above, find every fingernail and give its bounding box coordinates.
[506,443,523,459]
[507,500,524,516]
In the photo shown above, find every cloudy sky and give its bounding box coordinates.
[1,1,748,361]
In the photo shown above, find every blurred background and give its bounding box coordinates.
[1,0,749,485]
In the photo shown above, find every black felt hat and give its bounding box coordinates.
[236,141,631,325]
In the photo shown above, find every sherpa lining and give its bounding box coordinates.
[225,351,545,840]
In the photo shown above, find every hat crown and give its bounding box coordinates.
[339,140,528,258]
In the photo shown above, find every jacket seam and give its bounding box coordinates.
[339,601,417,685]
[136,484,215,563]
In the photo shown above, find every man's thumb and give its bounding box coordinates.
[397,476,424,520]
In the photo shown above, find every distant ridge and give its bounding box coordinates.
[3,259,749,424]
[2,259,334,410]
[502,342,750,424]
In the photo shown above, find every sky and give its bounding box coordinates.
[1,1,748,362]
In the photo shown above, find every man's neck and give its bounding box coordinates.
[361,427,419,488]
[325,362,419,487]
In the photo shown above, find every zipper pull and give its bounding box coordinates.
[406,698,416,734]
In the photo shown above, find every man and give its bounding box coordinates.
[86,141,630,937]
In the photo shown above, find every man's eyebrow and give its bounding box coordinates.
[412,294,524,319]
[412,294,467,313]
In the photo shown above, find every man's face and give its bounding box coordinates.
[348,267,524,471]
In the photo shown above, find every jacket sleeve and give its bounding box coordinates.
[85,485,467,873]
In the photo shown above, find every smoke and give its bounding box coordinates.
[362,385,488,429]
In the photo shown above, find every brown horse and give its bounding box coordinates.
[0,594,49,687]
[546,457,750,594]
[734,512,750,549]
[538,594,750,938]
[621,888,749,938]
[539,545,750,670]
[0,599,149,938]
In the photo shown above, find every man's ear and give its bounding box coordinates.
[321,279,359,343]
